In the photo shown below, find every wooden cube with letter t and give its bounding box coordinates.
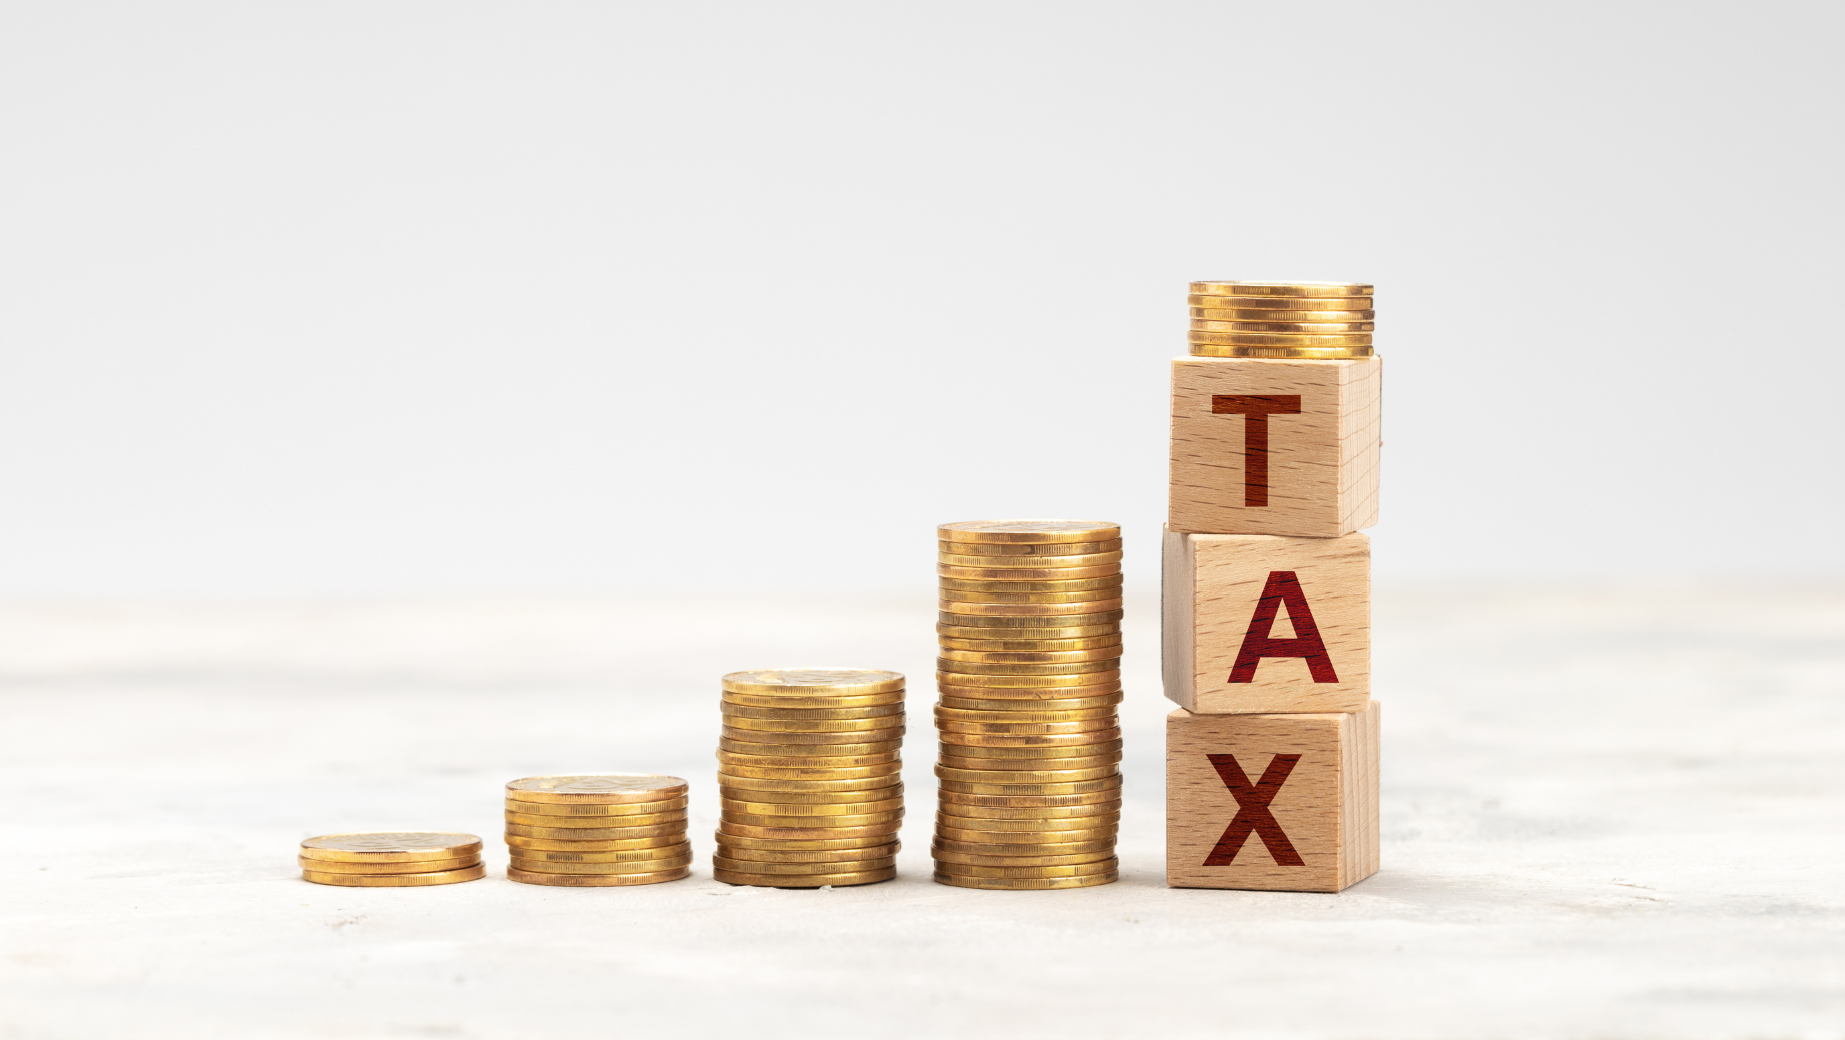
[1167,701,1379,892]
[1163,527,1369,714]
[1168,355,1380,537]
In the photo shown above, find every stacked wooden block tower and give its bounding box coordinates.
[1164,280,1382,893]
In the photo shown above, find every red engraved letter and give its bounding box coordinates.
[1228,570,1338,683]
[1210,394,1301,507]
[1202,753,1305,866]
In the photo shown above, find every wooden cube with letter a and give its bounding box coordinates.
[1167,701,1379,892]
[1164,527,1368,714]
[1169,355,1380,537]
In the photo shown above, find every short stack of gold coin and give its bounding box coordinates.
[298,832,484,887]
[715,668,905,888]
[1189,280,1375,359]
[934,520,1123,890]
[503,773,691,887]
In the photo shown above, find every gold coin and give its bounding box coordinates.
[715,832,898,852]
[933,671,1120,689]
[938,635,1121,653]
[299,832,483,865]
[932,857,1120,880]
[301,865,485,887]
[937,754,1122,773]
[1186,292,1373,308]
[717,763,903,782]
[716,751,901,771]
[721,668,905,696]
[504,774,686,806]
[1189,330,1373,347]
[935,704,1119,724]
[296,855,479,874]
[505,821,686,841]
[504,795,690,817]
[937,520,1119,545]
[722,713,904,732]
[723,810,903,828]
[938,775,1123,797]
[1191,307,1375,322]
[509,852,692,874]
[719,797,903,816]
[720,783,903,805]
[505,833,684,852]
[713,866,896,888]
[711,855,897,875]
[1190,344,1375,360]
[511,842,693,863]
[937,800,1121,821]
[938,568,1121,585]
[720,701,904,721]
[719,726,903,747]
[931,849,1113,868]
[938,787,1122,808]
[938,628,1120,646]
[505,808,686,829]
[938,588,1121,605]
[939,610,1121,629]
[715,771,902,794]
[1190,281,1372,298]
[939,738,1123,758]
[722,689,905,710]
[935,825,1118,847]
[1191,319,1376,333]
[939,575,1121,594]
[936,714,1118,734]
[938,680,1123,700]
[936,763,1119,784]
[937,539,1122,557]
[718,821,901,841]
[936,810,1121,831]
[940,729,1124,750]
[939,549,1121,568]
[937,659,1118,677]
[938,646,1121,664]
[717,736,903,757]
[715,842,900,863]
[507,865,688,887]
[933,870,1117,890]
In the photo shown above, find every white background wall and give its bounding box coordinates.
[0,2,1839,598]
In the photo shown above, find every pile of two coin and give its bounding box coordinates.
[715,669,905,887]
[1189,280,1375,359]
[299,832,484,886]
[504,774,691,886]
[934,520,1123,890]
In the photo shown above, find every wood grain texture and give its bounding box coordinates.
[1166,701,1379,892]
[1169,355,1380,536]
[1162,528,1369,713]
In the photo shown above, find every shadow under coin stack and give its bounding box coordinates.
[715,669,905,888]
[1188,280,1375,359]
[298,831,484,887]
[933,520,1125,890]
[503,773,691,887]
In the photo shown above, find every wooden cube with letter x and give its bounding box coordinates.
[1167,701,1379,892]
[1163,527,1369,714]
[1168,356,1380,537]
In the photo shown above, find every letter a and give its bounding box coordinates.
[1228,570,1338,683]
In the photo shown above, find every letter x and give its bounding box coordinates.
[1202,753,1305,866]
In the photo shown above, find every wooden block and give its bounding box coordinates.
[1166,701,1379,892]
[1163,527,1368,714]
[1168,355,1380,537]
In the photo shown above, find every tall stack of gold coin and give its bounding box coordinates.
[298,832,484,887]
[503,774,691,886]
[715,669,905,888]
[933,520,1124,890]
[1188,280,1375,359]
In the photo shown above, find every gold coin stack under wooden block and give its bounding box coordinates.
[298,832,485,887]
[1188,280,1375,359]
[715,668,905,888]
[933,520,1124,890]
[503,774,691,886]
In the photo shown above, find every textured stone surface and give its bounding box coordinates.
[1,586,1841,1038]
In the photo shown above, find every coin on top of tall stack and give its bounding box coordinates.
[934,520,1123,890]
[715,668,905,888]
[1188,280,1375,359]
[299,832,484,887]
[503,773,691,887]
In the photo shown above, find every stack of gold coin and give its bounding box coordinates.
[299,832,484,887]
[1188,281,1375,359]
[934,520,1123,890]
[503,774,691,887]
[715,668,905,888]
